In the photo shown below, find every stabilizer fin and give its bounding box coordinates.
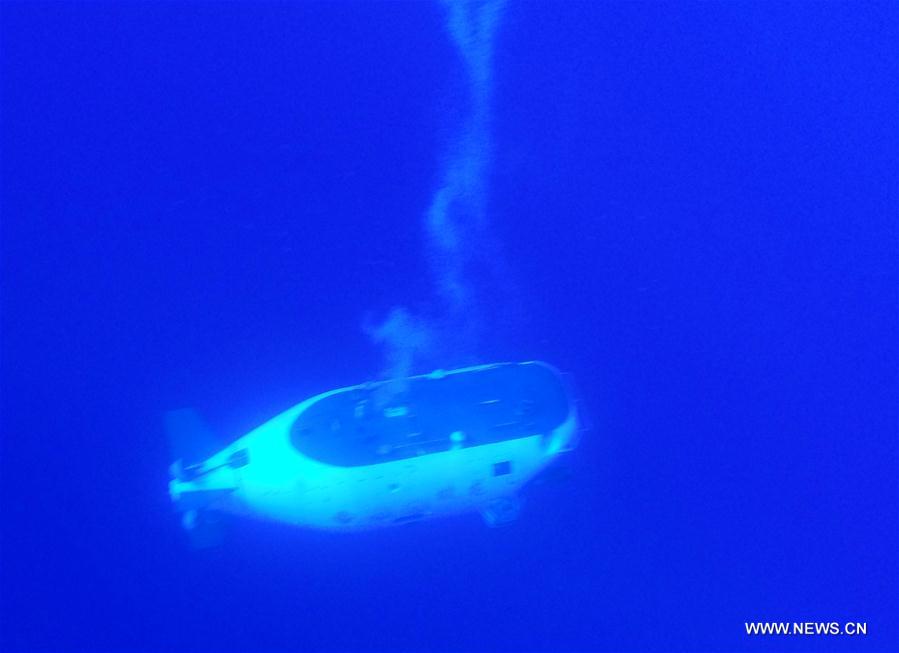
[165,408,220,467]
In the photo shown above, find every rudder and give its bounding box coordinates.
[165,408,220,467]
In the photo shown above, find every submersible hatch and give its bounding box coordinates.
[167,361,583,545]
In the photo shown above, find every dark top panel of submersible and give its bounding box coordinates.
[289,362,571,467]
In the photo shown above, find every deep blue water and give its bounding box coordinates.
[2,2,897,652]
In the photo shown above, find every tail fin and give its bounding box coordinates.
[165,408,220,467]
[165,408,231,548]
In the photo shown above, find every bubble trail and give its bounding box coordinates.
[369,0,508,384]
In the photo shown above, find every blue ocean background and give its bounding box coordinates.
[2,2,897,651]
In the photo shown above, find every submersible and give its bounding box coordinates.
[168,361,582,545]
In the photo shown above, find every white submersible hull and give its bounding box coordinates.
[168,361,582,543]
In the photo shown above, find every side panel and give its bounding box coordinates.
[296,435,544,530]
